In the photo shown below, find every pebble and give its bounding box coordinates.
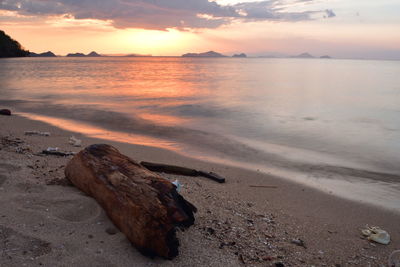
[105,227,119,235]
[0,109,11,116]
[291,238,306,248]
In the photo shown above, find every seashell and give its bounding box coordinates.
[69,136,82,147]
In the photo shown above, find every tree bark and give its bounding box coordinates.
[65,144,197,259]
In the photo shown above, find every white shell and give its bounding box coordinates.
[69,136,82,147]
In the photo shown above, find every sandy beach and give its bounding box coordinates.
[0,113,399,266]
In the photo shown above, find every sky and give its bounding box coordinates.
[0,0,399,59]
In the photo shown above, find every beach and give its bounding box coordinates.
[0,113,399,266]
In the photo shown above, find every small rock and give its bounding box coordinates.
[105,227,119,235]
[0,109,11,116]
[291,238,306,248]
[206,227,215,235]
[275,262,284,267]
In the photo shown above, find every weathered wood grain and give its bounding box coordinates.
[65,144,196,259]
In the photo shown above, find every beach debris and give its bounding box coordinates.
[361,226,390,245]
[105,227,119,235]
[389,250,400,267]
[197,171,226,183]
[249,185,278,189]
[42,148,75,157]
[0,109,11,116]
[24,131,51,136]
[239,253,245,264]
[172,179,182,192]
[68,136,82,147]
[140,161,226,183]
[291,238,306,248]
[65,144,197,259]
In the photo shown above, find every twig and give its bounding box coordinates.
[140,161,226,183]
[249,185,278,189]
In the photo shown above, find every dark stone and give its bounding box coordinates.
[275,262,285,267]
[0,109,11,116]
[206,227,215,235]
[105,227,119,235]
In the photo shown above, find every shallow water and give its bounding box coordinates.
[1,57,400,210]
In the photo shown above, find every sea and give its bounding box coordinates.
[1,57,399,211]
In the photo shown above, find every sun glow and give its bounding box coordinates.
[121,29,189,55]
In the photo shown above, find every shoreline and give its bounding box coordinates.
[18,111,400,214]
[1,114,399,266]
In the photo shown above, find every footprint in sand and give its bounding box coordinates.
[0,225,51,262]
[17,196,101,222]
[0,162,21,172]
[15,182,47,193]
[0,174,7,186]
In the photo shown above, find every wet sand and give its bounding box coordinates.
[0,114,399,266]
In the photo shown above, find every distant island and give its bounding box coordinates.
[182,51,227,58]
[292,52,314,58]
[67,51,101,57]
[124,54,152,57]
[232,53,247,58]
[30,51,56,57]
[0,30,30,57]
[290,52,333,59]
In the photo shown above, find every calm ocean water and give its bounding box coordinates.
[1,57,400,210]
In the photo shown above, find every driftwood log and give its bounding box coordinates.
[65,144,197,259]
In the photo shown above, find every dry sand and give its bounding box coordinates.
[0,114,399,266]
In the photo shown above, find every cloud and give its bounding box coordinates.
[0,0,335,30]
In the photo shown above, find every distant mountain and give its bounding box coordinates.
[124,54,152,57]
[182,51,227,58]
[0,30,30,58]
[66,51,101,57]
[87,51,101,57]
[320,55,332,59]
[292,52,314,58]
[30,51,56,57]
[232,53,247,58]
[67,52,86,57]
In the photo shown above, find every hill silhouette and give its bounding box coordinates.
[292,52,314,58]
[30,51,56,57]
[0,30,29,58]
[67,51,102,57]
[182,51,227,57]
[233,53,247,58]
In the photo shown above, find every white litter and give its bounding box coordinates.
[69,136,82,147]
[361,226,390,245]
[24,131,51,136]
[172,179,182,192]
[46,147,59,152]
